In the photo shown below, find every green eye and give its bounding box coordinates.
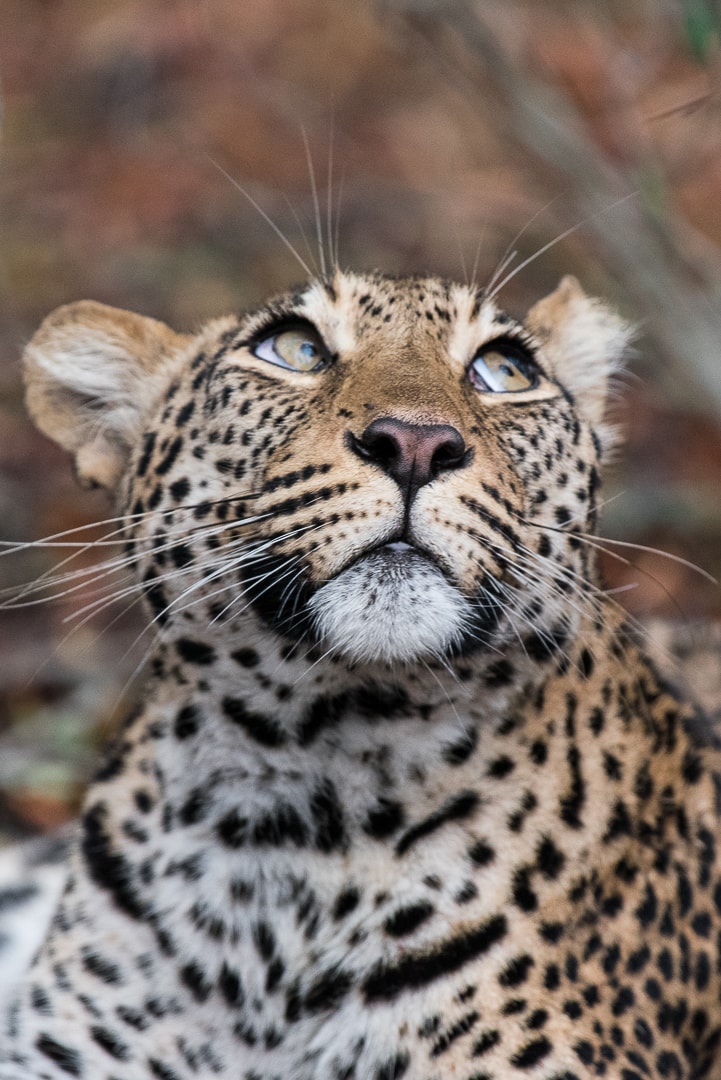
[253,325,329,373]
[469,344,538,393]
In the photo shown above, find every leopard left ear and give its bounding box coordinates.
[526,276,632,455]
[24,301,191,492]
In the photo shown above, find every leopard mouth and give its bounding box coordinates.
[242,539,503,665]
[307,544,473,665]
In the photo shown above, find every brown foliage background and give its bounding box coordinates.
[1,0,721,833]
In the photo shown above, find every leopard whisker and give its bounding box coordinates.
[208,155,313,279]
[483,197,559,297]
[301,125,327,280]
[487,191,638,303]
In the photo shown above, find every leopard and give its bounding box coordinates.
[1,268,720,1080]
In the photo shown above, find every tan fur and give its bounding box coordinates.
[24,301,191,490]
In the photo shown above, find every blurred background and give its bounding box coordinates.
[1,0,721,835]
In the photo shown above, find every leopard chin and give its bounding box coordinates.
[308,545,474,665]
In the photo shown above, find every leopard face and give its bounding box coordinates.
[24,271,629,667]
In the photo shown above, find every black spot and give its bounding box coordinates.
[430,1010,480,1057]
[175,638,216,665]
[472,1029,500,1057]
[384,901,434,937]
[30,985,52,1015]
[442,727,478,765]
[656,1051,683,1079]
[216,808,248,848]
[179,959,212,1002]
[81,801,148,920]
[174,704,201,739]
[578,649,594,678]
[634,1017,654,1049]
[353,683,409,718]
[485,659,514,686]
[90,1025,131,1061]
[676,866,693,916]
[604,799,634,842]
[155,435,183,475]
[133,790,153,815]
[536,835,565,879]
[169,477,190,501]
[539,921,564,944]
[487,755,515,779]
[362,798,405,839]
[311,779,347,853]
[231,647,260,667]
[266,956,285,992]
[510,1036,552,1068]
[148,1059,183,1080]
[511,867,537,912]
[627,946,651,974]
[304,968,353,1014]
[526,1009,548,1030]
[559,744,585,828]
[136,432,157,477]
[81,949,123,985]
[251,802,309,847]
[222,696,286,747]
[116,1006,149,1032]
[695,950,711,990]
[180,788,210,826]
[589,706,605,735]
[692,911,711,937]
[499,954,534,988]
[333,886,361,920]
[363,914,507,1002]
[468,839,495,867]
[251,920,275,962]
[36,1034,83,1075]
[529,739,547,765]
[635,883,657,928]
[395,790,479,857]
[142,569,169,625]
[502,998,527,1016]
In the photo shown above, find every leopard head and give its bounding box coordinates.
[24,272,629,668]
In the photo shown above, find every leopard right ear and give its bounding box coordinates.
[24,301,191,492]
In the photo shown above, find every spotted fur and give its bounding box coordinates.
[1,271,719,1080]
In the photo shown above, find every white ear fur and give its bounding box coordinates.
[24,301,190,491]
[526,276,632,455]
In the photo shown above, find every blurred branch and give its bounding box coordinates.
[387,0,721,417]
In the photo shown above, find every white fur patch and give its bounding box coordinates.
[0,838,67,1010]
[308,549,472,665]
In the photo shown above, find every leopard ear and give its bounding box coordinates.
[24,301,191,491]
[526,276,632,455]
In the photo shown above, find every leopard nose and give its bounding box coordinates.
[348,417,469,494]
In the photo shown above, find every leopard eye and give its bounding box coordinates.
[253,324,329,373]
[468,343,538,393]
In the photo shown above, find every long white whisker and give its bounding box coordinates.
[207,156,313,279]
[301,126,326,279]
[488,192,639,302]
[484,197,559,296]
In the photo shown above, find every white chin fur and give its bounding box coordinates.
[308,550,472,665]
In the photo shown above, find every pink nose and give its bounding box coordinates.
[348,417,468,496]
